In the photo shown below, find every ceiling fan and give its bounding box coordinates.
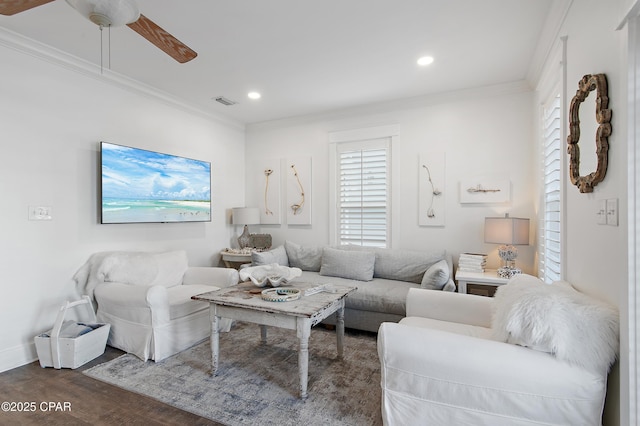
[0,0,197,63]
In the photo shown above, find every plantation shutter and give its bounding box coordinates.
[337,139,390,248]
[540,93,562,282]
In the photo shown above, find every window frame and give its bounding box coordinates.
[329,125,400,248]
[536,37,566,282]
[539,89,563,282]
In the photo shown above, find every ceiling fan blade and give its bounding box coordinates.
[127,14,197,64]
[0,0,54,16]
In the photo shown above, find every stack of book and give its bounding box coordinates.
[458,253,487,273]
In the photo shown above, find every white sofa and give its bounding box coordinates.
[249,241,456,333]
[73,250,238,361]
[377,275,619,426]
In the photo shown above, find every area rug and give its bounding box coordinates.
[84,322,382,425]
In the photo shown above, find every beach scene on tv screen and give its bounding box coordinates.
[101,142,211,223]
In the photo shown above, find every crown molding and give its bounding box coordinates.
[247,80,533,131]
[0,26,244,131]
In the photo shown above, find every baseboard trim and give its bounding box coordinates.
[0,341,37,373]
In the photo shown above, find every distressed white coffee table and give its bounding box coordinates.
[193,282,356,399]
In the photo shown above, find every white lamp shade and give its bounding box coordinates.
[484,216,530,245]
[232,207,260,225]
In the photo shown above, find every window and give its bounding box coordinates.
[336,139,390,247]
[539,91,562,282]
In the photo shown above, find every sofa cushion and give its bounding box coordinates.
[299,271,414,315]
[320,247,375,281]
[420,259,450,290]
[343,246,446,283]
[285,241,322,271]
[492,274,619,373]
[251,245,289,266]
[167,284,218,319]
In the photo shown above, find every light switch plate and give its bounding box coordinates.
[28,206,52,221]
[597,199,607,225]
[606,198,618,226]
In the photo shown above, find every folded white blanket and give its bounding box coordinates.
[239,263,302,287]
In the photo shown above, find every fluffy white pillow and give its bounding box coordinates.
[99,252,159,286]
[492,274,619,374]
[99,251,188,288]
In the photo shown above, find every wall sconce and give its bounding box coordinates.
[232,207,260,249]
[484,214,530,279]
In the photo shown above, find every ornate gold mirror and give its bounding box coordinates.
[567,73,612,193]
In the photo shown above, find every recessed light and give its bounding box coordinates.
[417,56,434,66]
[248,92,261,100]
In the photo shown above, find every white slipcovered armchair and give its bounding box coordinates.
[74,250,239,362]
[377,274,619,426]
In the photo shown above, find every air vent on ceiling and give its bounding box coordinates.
[214,96,237,106]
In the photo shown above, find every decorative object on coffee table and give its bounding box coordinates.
[261,288,301,302]
[239,264,302,288]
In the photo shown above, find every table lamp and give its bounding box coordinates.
[232,207,260,249]
[484,214,530,278]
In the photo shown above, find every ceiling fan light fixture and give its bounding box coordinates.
[66,0,140,27]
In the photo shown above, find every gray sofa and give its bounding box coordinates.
[250,241,455,333]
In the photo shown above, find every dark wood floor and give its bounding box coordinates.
[0,347,224,426]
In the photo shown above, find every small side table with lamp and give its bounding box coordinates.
[457,214,530,296]
[223,207,272,269]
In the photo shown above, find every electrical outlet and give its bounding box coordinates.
[597,199,607,225]
[606,198,618,226]
[28,206,52,221]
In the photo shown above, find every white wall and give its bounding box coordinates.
[533,1,629,424]
[562,1,628,425]
[246,85,537,273]
[0,38,246,372]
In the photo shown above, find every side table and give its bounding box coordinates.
[455,269,510,297]
[220,251,252,269]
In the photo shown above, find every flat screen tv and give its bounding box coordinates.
[100,142,211,224]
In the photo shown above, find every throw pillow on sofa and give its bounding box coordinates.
[420,259,450,290]
[319,247,375,281]
[342,245,446,283]
[251,245,289,266]
[285,240,322,272]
